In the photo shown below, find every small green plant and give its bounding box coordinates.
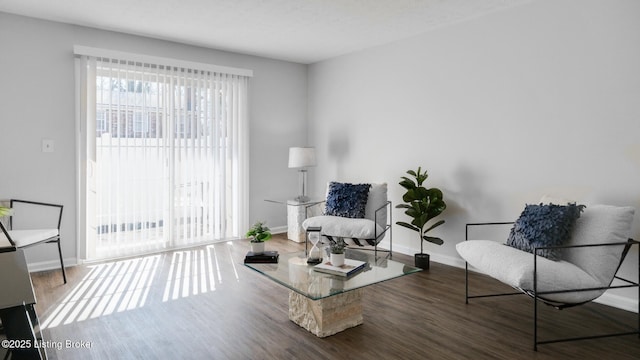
[330,238,346,254]
[0,207,11,217]
[246,221,272,243]
[396,166,447,254]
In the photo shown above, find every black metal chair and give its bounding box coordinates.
[457,204,639,350]
[0,199,66,284]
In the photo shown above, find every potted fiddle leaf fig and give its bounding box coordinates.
[396,167,446,269]
[246,221,272,254]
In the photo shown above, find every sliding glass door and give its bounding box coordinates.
[76,49,250,260]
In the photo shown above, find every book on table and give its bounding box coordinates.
[313,258,367,277]
[244,251,279,263]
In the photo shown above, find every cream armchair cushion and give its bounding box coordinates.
[303,216,384,240]
[456,240,603,303]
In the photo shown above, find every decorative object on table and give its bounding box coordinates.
[302,182,393,259]
[329,237,346,267]
[306,226,323,264]
[244,250,279,264]
[246,221,272,255]
[396,167,446,269]
[288,147,317,202]
[313,258,366,277]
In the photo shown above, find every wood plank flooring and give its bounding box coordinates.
[14,234,640,359]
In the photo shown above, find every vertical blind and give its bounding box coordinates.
[76,48,250,260]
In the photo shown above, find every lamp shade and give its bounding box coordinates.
[288,147,317,168]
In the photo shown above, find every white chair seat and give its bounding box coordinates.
[456,240,604,304]
[8,229,59,247]
[0,199,67,284]
[303,216,384,240]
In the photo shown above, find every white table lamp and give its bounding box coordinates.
[288,147,316,202]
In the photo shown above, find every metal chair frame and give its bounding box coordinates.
[306,200,393,259]
[0,199,66,284]
[463,222,639,351]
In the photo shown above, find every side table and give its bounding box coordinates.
[0,247,45,359]
[265,198,324,243]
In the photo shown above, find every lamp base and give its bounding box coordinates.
[295,169,309,203]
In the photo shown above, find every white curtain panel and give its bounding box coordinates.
[76,48,250,260]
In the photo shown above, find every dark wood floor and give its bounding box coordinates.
[15,234,640,359]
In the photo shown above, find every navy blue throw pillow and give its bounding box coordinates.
[324,182,371,219]
[506,203,586,260]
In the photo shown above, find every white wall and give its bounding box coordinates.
[308,0,640,310]
[0,12,307,267]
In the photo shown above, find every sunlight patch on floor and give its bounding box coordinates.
[41,255,161,329]
[41,242,241,329]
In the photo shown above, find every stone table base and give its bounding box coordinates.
[287,204,307,243]
[288,289,364,337]
[286,202,322,243]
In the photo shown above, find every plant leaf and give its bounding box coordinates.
[395,204,412,209]
[396,221,420,233]
[423,236,444,246]
[423,219,445,233]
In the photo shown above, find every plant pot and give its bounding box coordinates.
[251,241,265,254]
[330,253,345,267]
[415,253,430,269]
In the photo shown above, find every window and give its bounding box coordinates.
[76,47,251,260]
[96,109,109,134]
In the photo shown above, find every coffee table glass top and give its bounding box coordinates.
[264,198,325,207]
[244,249,421,300]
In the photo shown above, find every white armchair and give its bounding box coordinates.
[457,202,638,350]
[302,182,392,258]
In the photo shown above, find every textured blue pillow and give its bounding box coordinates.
[325,182,371,218]
[506,203,586,260]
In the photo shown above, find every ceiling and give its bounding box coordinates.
[0,0,532,64]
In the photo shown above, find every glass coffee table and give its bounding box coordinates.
[245,249,421,337]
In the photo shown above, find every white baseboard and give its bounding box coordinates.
[27,257,77,273]
[270,225,287,234]
[594,292,639,313]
